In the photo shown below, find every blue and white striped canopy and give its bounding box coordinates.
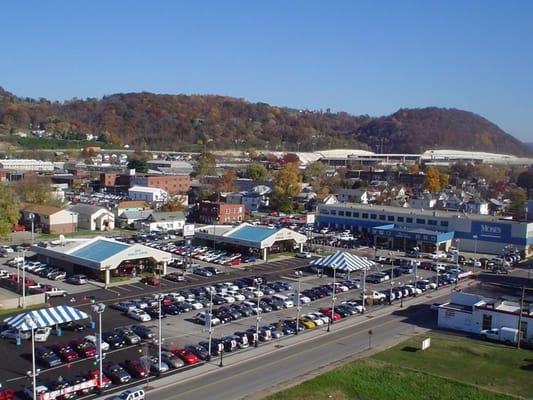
[4,305,89,331]
[310,251,375,272]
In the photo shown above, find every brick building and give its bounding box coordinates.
[131,175,191,194]
[198,201,245,224]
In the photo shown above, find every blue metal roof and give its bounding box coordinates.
[71,239,129,262]
[227,225,279,243]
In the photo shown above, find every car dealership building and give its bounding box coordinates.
[317,203,533,257]
[32,237,172,286]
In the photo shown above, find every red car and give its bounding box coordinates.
[123,358,149,378]
[0,387,14,400]
[51,342,79,362]
[172,348,199,365]
[70,339,96,358]
[87,370,112,389]
[141,276,160,286]
[10,224,25,232]
[226,258,241,266]
[319,307,342,321]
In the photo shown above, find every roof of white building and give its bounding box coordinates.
[128,185,168,194]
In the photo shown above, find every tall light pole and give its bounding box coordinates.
[158,268,162,374]
[29,213,35,245]
[255,281,261,347]
[361,262,367,314]
[91,303,105,392]
[327,264,337,332]
[294,271,303,335]
[24,315,37,400]
[207,289,214,361]
[22,250,26,309]
[473,235,478,263]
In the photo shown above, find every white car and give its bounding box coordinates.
[34,327,52,342]
[227,291,245,301]
[304,314,324,326]
[308,312,330,324]
[127,308,151,322]
[195,311,220,326]
[190,302,204,310]
[295,252,312,259]
[223,295,235,304]
[84,335,110,351]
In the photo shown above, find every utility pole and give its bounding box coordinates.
[517,286,525,349]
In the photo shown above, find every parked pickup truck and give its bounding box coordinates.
[480,327,519,345]
[45,287,68,297]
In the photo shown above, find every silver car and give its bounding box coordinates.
[160,351,184,369]
[142,355,169,375]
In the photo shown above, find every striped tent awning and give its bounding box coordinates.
[310,251,375,272]
[4,305,90,331]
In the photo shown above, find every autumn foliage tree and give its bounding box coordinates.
[423,166,441,193]
[271,163,301,212]
[216,169,237,193]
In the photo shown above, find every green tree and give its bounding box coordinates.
[423,166,441,192]
[127,157,148,173]
[516,171,533,197]
[245,163,268,182]
[0,184,19,236]
[12,175,54,205]
[216,169,237,192]
[508,188,527,218]
[194,152,216,177]
[304,161,326,183]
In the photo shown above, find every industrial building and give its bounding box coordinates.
[0,159,54,172]
[317,203,533,256]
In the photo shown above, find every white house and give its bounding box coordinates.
[337,188,371,204]
[129,185,168,203]
[68,204,115,231]
[134,211,185,232]
[463,199,489,215]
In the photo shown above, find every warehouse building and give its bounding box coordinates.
[317,203,533,256]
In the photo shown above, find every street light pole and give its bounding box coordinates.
[473,235,478,262]
[21,250,26,309]
[255,281,261,347]
[327,264,337,332]
[25,316,37,400]
[295,271,302,335]
[361,263,367,314]
[158,271,162,374]
[207,289,213,361]
[91,303,105,392]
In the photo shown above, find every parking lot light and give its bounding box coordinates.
[24,315,38,400]
[255,281,261,347]
[207,290,214,361]
[327,264,337,333]
[294,271,303,335]
[91,303,106,392]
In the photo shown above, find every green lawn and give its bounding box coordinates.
[0,303,45,317]
[267,333,531,400]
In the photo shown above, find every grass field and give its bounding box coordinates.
[267,333,532,400]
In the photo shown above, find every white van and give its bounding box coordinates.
[273,294,294,308]
[109,387,145,400]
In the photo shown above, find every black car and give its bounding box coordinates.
[131,325,156,340]
[145,307,167,319]
[336,305,356,316]
[61,321,85,332]
[213,309,232,324]
[199,339,223,355]
[236,330,258,346]
[233,304,253,317]
[262,297,283,310]
[212,295,226,305]
[185,344,210,360]
[283,320,305,333]
[176,303,193,313]
[104,363,131,384]
[258,301,272,313]
[102,332,125,349]
[221,336,238,352]
[232,279,247,288]
[162,304,181,315]
[35,346,62,368]
[219,306,241,321]
[204,266,222,275]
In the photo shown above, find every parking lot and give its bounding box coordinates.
[0,245,472,399]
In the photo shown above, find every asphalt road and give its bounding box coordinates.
[141,294,446,400]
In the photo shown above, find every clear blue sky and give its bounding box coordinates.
[1,0,532,141]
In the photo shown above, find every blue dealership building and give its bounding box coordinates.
[317,203,533,257]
